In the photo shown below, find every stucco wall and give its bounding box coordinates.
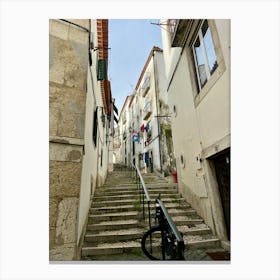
[162,19,230,240]
[76,19,112,252]
[76,64,98,250]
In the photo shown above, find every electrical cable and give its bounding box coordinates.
[58,19,90,33]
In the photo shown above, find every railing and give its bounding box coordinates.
[131,162,152,234]
[131,163,184,260]
[141,195,185,260]
[155,196,185,260]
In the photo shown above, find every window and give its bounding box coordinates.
[168,19,178,42]
[141,74,150,97]
[92,108,98,147]
[97,59,107,81]
[100,148,103,167]
[143,99,151,120]
[192,20,218,92]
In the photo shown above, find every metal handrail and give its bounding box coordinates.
[155,196,185,260]
[156,198,184,243]
[131,162,152,233]
[134,163,151,202]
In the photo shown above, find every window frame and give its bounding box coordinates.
[191,20,217,92]
[185,19,226,107]
[92,107,98,147]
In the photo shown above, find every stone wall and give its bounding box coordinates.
[49,19,89,261]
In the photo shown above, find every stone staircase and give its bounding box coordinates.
[81,166,228,261]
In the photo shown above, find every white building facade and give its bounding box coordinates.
[161,19,231,247]
[118,47,173,174]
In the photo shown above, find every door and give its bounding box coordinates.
[213,149,230,240]
[132,141,135,165]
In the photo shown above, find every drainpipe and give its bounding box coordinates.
[152,50,163,173]
[88,20,100,186]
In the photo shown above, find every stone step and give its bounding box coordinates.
[94,190,138,196]
[92,197,187,207]
[94,188,178,196]
[85,228,144,243]
[90,202,191,214]
[88,211,139,223]
[165,208,196,216]
[90,204,136,214]
[185,237,221,249]
[87,219,139,232]
[92,199,137,207]
[81,237,220,257]
[82,241,141,257]
[92,193,182,202]
[108,171,132,175]
[92,194,137,201]
[106,174,132,178]
[134,208,198,220]
[104,180,134,185]
[140,217,205,228]
[172,216,204,226]
[140,226,211,240]
[175,225,211,236]
[99,184,177,192]
[99,182,176,188]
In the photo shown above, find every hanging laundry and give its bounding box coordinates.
[132,131,139,142]
[145,123,150,132]
[145,152,149,167]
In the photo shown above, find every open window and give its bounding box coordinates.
[92,108,98,146]
[192,20,218,92]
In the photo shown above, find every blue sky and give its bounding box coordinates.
[108,19,162,113]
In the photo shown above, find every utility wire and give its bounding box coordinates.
[58,19,90,33]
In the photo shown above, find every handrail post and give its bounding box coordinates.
[148,200,152,253]
[142,188,145,219]
[156,197,185,260]
[132,162,152,244]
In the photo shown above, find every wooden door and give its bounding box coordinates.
[213,149,230,240]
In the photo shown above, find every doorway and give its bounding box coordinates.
[212,148,230,240]
[132,141,135,166]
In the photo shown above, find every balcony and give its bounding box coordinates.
[169,19,193,47]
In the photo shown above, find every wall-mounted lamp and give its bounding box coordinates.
[180,153,186,169]
[173,105,178,117]
[90,32,95,50]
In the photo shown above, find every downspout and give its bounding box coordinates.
[152,50,163,173]
[89,19,100,186]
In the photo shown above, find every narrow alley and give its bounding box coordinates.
[2,2,280,280]
[49,18,231,262]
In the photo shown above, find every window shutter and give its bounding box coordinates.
[97,59,107,81]
[93,108,98,146]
